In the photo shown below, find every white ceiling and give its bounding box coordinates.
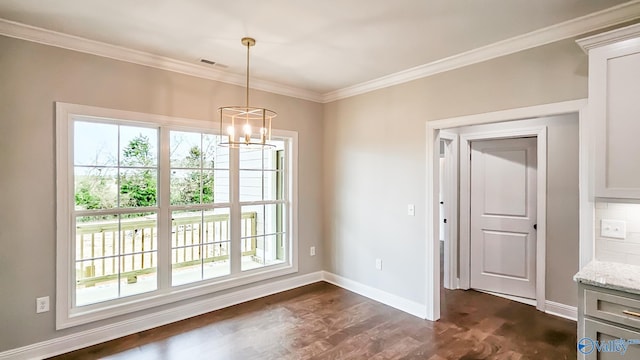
[0,0,634,96]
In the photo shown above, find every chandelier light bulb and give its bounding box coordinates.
[243,124,251,143]
[260,127,267,143]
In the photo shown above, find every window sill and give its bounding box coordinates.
[58,263,297,329]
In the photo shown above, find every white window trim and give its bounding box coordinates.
[56,102,298,329]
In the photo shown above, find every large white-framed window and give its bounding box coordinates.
[56,102,298,329]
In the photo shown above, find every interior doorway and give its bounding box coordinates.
[456,125,547,311]
[439,133,458,290]
[425,99,587,322]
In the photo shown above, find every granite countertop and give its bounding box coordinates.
[574,260,640,295]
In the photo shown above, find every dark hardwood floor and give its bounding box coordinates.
[49,281,576,359]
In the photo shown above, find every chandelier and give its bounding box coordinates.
[218,37,277,148]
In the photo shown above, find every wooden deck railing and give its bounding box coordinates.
[75,212,257,286]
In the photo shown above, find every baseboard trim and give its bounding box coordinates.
[474,290,577,321]
[545,300,578,321]
[0,271,323,360]
[321,271,427,319]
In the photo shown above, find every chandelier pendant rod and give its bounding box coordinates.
[245,38,250,109]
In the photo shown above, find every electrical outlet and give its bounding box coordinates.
[601,219,626,239]
[375,258,382,270]
[408,204,415,216]
[36,296,49,313]
[310,246,316,256]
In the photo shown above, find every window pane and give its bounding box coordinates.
[170,169,228,205]
[240,143,285,170]
[172,209,230,286]
[241,235,285,271]
[239,205,286,272]
[203,134,226,169]
[120,213,158,255]
[203,241,231,280]
[239,170,282,202]
[262,170,281,201]
[74,121,118,166]
[239,140,285,170]
[75,213,158,306]
[241,204,284,237]
[239,170,262,202]
[170,131,228,205]
[76,214,119,261]
[170,169,202,205]
[239,143,284,202]
[239,147,263,170]
[212,169,229,203]
[203,208,231,243]
[202,208,231,280]
[120,126,158,167]
[76,258,119,306]
[74,167,117,210]
[170,132,227,169]
[172,246,202,286]
[262,140,285,170]
[119,169,157,207]
[120,254,157,298]
[170,131,201,168]
[172,210,204,249]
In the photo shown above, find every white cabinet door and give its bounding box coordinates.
[589,33,640,199]
[583,319,640,360]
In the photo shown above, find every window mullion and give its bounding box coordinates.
[157,126,171,291]
[230,147,241,275]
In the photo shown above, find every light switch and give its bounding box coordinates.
[408,204,415,216]
[375,258,382,270]
[601,219,626,239]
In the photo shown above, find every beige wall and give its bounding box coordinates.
[0,31,592,353]
[0,35,324,351]
[323,38,588,305]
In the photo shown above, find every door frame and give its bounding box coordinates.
[440,132,459,290]
[425,99,591,321]
[459,127,546,311]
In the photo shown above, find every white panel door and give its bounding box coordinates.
[470,137,537,299]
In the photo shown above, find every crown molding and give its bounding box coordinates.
[576,22,640,51]
[2,1,639,104]
[322,0,640,103]
[0,19,325,103]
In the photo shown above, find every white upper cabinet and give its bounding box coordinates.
[579,24,640,199]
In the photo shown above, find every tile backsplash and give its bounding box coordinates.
[595,202,640,266]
